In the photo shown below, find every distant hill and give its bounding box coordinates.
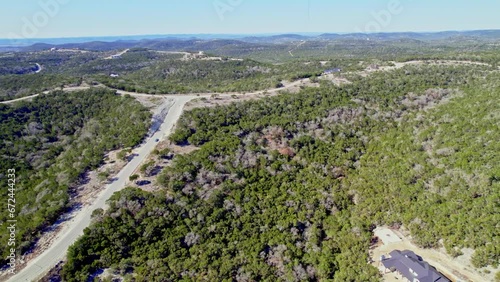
[5,29,500,53]
[0,30,500,51]
[318,30,500,41]
[21,39,268,53]
[241,34,312,43]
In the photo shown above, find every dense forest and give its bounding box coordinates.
[0,74,81,101]
[2,39,499,101]
[0,89,151,261]
[0,49,340,100]
[62,64,499,281]
[1,37,499,281]
[97,58,362,94]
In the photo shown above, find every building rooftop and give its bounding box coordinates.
[324,68,342,74]
[382,250,451,282]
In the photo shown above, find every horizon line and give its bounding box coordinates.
[2,28,500,41]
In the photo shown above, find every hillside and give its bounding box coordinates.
[62,64,499,281]
[1,33,499,281]
[0,89,151,261]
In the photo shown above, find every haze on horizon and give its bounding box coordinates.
[1,0,499,39]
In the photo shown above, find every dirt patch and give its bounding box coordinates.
[75,150,128,205]
[169,141,200,155]
[320,74,352,86]
[132,95,166,109]
[184,79,320,110]
[184,93,268,111]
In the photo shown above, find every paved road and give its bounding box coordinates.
[3,74,309,281]
[34,63,42,74]
[4,58,493,280]
[104,49,129,60]
[7,95,196,282]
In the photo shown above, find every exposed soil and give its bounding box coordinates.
[184,78,320,110]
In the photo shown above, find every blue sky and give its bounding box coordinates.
[1,0,499,38]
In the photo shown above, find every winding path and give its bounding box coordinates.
[0,94,40,104]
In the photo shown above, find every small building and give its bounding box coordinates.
[381,250,450,282]
[324,68,342,74]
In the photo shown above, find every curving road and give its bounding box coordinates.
[0,72,316,280]
[0,76,302,105]
[7,96,197,281]
[34,63,42,74]
[104,49,129,60]
[3,70,315,281]
[4,58,492,280]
